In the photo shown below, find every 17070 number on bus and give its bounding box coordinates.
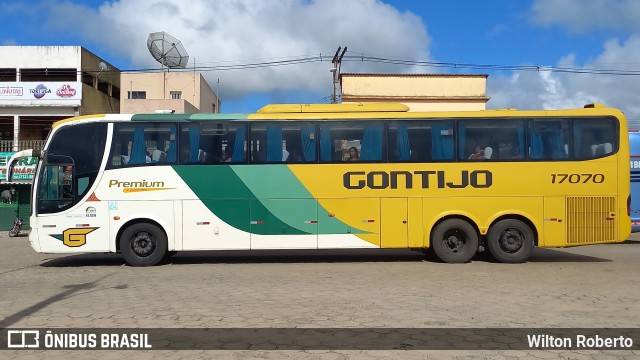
[551,173,605,184]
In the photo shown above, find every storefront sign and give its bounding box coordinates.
[0,152,38,181]
[0,82,82,101]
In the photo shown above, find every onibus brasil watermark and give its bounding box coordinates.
[2,328,638,350]
[6,330,151,349]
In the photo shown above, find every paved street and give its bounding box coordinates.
[1,231,639,359]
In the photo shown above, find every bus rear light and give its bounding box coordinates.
[196,222,210,225]
[75,224,90,227]
[113,216,120,220]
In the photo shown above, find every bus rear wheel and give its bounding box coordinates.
[120,223,167,266]
[487,219,534,263]
[430,219,478,263]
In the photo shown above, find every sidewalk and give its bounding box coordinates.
[0,229,29,238]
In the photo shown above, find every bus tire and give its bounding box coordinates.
[430,219,478,263]
[120,223,167,266]
[487,219,534,263]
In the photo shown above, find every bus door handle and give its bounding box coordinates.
[606,212,616,220]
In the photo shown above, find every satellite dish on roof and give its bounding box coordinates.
[96,61,108,77]
[147,31,189,70]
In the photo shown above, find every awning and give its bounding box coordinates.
[0,181,32,185]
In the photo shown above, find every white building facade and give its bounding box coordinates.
[0,46,120,152]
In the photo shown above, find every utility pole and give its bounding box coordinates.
[331,46,347,104]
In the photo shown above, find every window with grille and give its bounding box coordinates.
[127,91,146,99]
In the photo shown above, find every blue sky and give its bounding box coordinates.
[2,0,640,121]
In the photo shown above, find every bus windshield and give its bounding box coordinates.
[37,123,107,214]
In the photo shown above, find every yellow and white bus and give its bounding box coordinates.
[6,103,630,266]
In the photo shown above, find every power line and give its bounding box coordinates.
[343,55,640,76]
[148,53,640,76]
[17,52,640,76]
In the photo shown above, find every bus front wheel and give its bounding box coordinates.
[120,223,167,266]
[430,219,478,263]
[486,219,534,263]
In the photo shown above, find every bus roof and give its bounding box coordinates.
[256,103,410,113]
[52,102,626,128]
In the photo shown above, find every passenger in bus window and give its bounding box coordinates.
[468,145,486,160]
[347,147,359,161]
[145,148,152,163]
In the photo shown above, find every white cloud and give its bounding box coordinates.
[492,0,640,122]
[42,0,430,100]
[531,0,640,33]
[487,35,640,121]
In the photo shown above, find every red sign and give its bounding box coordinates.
[56,84,77,98]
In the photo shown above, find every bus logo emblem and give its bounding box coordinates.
[50,228,99,247]
[86,207,97,217]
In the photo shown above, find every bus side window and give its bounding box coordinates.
[109,123,177,167]
[573,118,617,160]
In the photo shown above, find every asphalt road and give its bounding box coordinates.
[1,232,639,359]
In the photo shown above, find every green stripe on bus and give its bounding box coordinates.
[173,165,309,235]
[231,165,367,234]
[173,165,366,235]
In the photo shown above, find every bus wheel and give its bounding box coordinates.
[487,219,534,263]
[120,223,167,266]
[430,219,478,263]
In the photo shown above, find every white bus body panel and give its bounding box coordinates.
[182,200,250,250]
[35,201,111,253]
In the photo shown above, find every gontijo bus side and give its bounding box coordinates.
[6,102,630,266]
